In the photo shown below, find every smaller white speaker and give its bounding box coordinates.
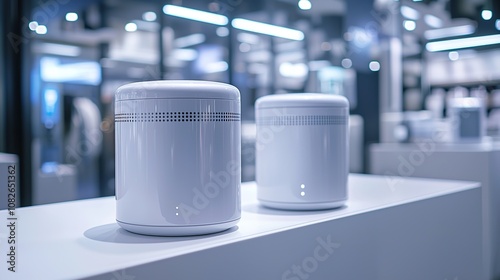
[115,80,241,236]
[255,93,349,210]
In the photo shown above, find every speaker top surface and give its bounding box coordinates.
[115,80,240,101]
[256,93,348,109]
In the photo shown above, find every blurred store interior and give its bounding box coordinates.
[1,0,500,206]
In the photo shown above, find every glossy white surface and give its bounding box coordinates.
[115,81,241,235]
[0,174,482,280]
[255,94,349,210]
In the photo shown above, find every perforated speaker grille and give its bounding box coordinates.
[115,112,240,123]
[257,115,347,126]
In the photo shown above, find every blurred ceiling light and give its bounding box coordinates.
[401,6,419,20]
[29,21,38,31]
[279,62,308,78]
[237,33,260,44]
[424,14,442,28]
[172,49,198,61]
[65,12,78,22]
[142,11,157,22]
[341,58,352,68]
[426,34,500,52]
[125,22,137,32]
[35,25,47,35]
[205,61,228,73]
[232,18,304,41]
[482,10,493,20]
[424,24,475,40]
[403,20,416,31]
[216,27,229,37]
[298,0,312,10]
[163,4,228,25]
[496,19,500,30]
[448,51,459,61]
[33,43,81,57]
[369,61,380,71]
[174,33,206,48]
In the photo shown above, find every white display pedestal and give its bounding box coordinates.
[370,142,500,280]
[0,174,482,280]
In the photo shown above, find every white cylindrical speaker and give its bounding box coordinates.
[255,93,349,210]
[115,81,241,236]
